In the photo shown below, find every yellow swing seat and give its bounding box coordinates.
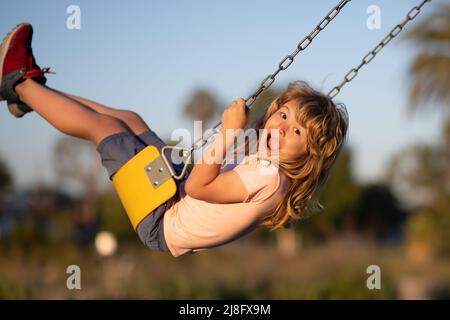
[112,145,178,230]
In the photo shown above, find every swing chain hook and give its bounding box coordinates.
[161,145,193,180]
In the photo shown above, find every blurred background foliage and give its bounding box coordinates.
[0,3,450,299]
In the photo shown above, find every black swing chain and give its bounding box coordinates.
[328,0,432,99]
[187,0,352,154]
[185,0,431,159]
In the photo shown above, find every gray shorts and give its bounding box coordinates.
[95,129,186,253]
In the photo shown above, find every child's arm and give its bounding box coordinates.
[185,128,248,203]
[185,99,249,203]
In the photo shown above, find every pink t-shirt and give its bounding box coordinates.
[163,142,290,257]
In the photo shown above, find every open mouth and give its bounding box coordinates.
[265,133,281,154]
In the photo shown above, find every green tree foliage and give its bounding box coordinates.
[403,3,450,115]
[352,184,408,242]
[53,136,104,246]
[96,188,136,240]
[388,121,450,257]
[296,147,362,240]
[390,2,450,258]
[292,146,409,243]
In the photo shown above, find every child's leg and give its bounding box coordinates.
[15,79,129,145]
[56,91,151,136]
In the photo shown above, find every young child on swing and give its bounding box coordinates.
[0,23,348,257]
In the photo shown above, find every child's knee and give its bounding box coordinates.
[117,109,144,125]
[92,115,128,144]
[98,114,127,131]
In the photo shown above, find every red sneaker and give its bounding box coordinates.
[0,23,51,117]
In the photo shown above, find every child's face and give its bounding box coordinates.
[262,100,308,161]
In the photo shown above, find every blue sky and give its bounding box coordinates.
[0,0,443,189]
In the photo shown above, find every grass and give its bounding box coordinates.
[0,235,447,299]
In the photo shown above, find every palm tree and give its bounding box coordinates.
[183,89,220,131]
[403,3,450,116]
[387,3,450,259]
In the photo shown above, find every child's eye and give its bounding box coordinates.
[280,112,287,119]
[294,128,301,135]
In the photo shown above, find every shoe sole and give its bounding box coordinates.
[0,22,31,101]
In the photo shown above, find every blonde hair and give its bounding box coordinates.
[224,81,349,230]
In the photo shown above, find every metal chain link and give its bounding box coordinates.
[188,0,352,153]
[328,0,432,99]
